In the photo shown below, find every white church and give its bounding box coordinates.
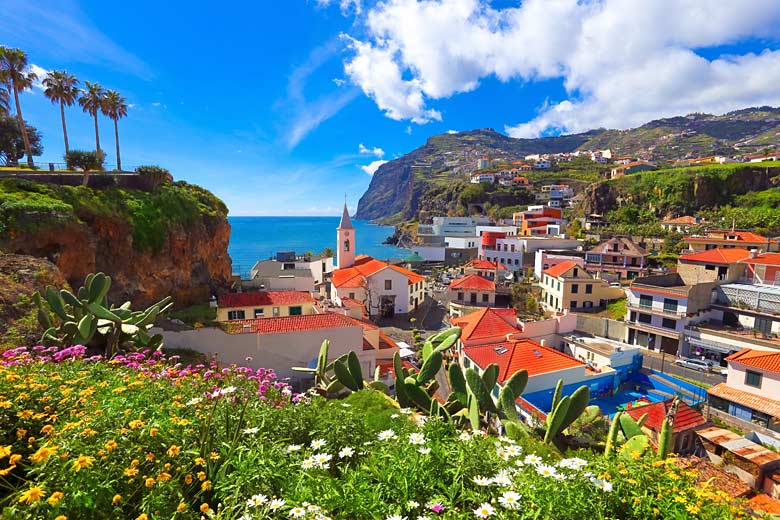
[330,204,426,317]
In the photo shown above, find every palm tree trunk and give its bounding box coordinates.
[114,118,121,171]
[12,86,33,168]
[60,101,69,155]
[93,112,101,165]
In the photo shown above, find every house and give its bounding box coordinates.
[673,457,752,499]
[696,426,780,489]
[448,275,496,317]
[614,156,638,165]
[625,400,709,454]
[540,261,624,314]
[534,251,586,280]
[746,151,780,163]
[217,291,315,321]
[742,252,780,286]
[514,205,565,236]
[477,157,489,169]
[707,349,780,435]
[688,156,735,165]
[625,273,715,355]
[585,237,649,280]
[159,312,399,386]
[533,159,551,169]
[684,229,778,253]
[660,215,701,233]
[610,161,656,178]
[417,216,490,246]
[463,258,509,280]
[331,204,426,317]
[677,248,750,283]
[470,172,495,184]
[583,213,609,231]
[246,252,334,292]
[450,307,520,347]
[561,334,643,375]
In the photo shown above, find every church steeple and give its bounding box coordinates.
[337,203,355,268]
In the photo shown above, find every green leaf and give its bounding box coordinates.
[481,363,499,392]
[85,302,121,322]
[77,314,94,341]
[347,351,364,389]
[619,413,645,440]
[465,368,496,413]
[333,360,359,391]
[45,287,69,319]
[416,350,442,384]
[504,369,528,397]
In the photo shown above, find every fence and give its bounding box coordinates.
[1,161,141,172]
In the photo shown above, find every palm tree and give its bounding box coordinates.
[0,85,9,118]
[78,81,106,161]
[101,90,128,171]
[43,71,79,155]
[0,46,37,167]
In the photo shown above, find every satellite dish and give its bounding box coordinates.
[504,271,514,280]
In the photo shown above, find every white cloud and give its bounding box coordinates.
[26,64,51,90]
[338,0,780,136]
[316,0,361,15]
[358,143,385,158]
[360,159,388,175]
[446,129,458,134]
[332,78,346,87]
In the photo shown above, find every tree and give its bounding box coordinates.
[43,70,79,154]
[65,150,104,185]
[0,116,42,166]
[321,247,334,258]
[78,81,106,160]
[0,46,37,168]
[102,90,127,170]
[135,165,173,190]
[0,85,9,117]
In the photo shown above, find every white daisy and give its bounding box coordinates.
[378,429,398,441]
[289,507,306,518]
[458,432,472,442]
[242,426,260,435]
[535,464,558,478]
[593,478,613,492]
[558,457,587,470]
[246,494,268,507]
[472,475,493,486]
[313,453,332,467]
[417,516,431,520]
[301,457,316,470]
[186,397,202,406]
[407,500,420,509]
[408,433,426,445]
[339,446,355,458]
[496,448,510,461]
[492,472,512,487]
[391,413,400,419]
[498,491,521,510]
[504,445,522,457]
[310,438,326,450]
[307,504,321,512]
[473,503,495,518]
[269,498,286,510]
[286,444,302,453]
[400,407,413,414]
[552,473,567,482]
[417,447,431,455]
[524,454,542,465]
[341,403,352,407]
[386,515,407,520]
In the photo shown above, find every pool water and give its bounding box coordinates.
[591,388,664,417]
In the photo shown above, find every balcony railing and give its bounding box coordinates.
[626,319,680,338]
[627,301,687,318]
[713,284,780,315]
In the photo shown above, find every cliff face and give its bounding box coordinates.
[0,179,232,307]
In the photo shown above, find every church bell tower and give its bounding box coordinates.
[337,203,355,268]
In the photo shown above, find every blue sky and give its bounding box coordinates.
[2,0,780,216]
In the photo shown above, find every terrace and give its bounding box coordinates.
[713,283,780,316]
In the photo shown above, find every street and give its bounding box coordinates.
[641,349,724,387]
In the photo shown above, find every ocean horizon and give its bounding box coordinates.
[228,216,406,277]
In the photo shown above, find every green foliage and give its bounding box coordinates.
[0,116,42,166]
[135,165,173,190]
[64,149,104,171]
[33,271,172,356]
[605,299,627,320]
[169,304,216,327]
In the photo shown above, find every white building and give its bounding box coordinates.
[247,252,334,292]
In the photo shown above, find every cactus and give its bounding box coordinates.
[658,397,679,459]
[604,411,622,458]
[619,413,645,440]
[34,272,171,356]
[619,434,650,461]
[497,369,528,421]
[636,412,648,428]
[544,395,571,444]
[543,384,591,444]
[465,367,497,413]
[550,379,564,412]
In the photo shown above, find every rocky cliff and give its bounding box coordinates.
[0,179,232,307]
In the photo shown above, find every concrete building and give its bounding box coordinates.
[684,229,778,253]
[609,161,657,178]
[416,216,490,246]
[697,426,780,489]
[534,250,586,280]
[540,261,625,314]
[217,291,315,321]
[448,275,496,317]
[660,216,701,233]
[246,252,334,292]
[514,205,566,236]
[585,237,649,280]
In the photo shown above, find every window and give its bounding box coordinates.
[639,295,652,308]
[343,239,350,251]
[384,280,392,290]
[663,298,678,313]
[253,308,264,318]
[586,284,593,294]
[755,317,772,336]
[745,370,763,388]
[227,310,245,320]
[348,292,355,299]
[272,307,280,317]
[464,358,471,368]
[638,313,652,324]
[482,293,489,303]
[457,292,464,301]
[662,318,676,329]
[289,306,302,316]
[572,284,579,294]
[557,281,561,291]
[573,268,578,277]
[570,301,577,309]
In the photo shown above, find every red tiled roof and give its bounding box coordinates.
[218,290,313,307]
[464,258,508,271]
[684,230,775,244]
[748,494,780,515]
[464,339,584,381]
[625,400,707,433]
[340,297,365,308]
[708,383,780,418]
[543,260,577,278]
[726,348,780,373]
[450,274,496,291]
[661,216,698,225]
[332,255,425,288]
[742,252,780,266]
[673,457,751,498]
[225,313,359,334]
[450,307,519,346]
[678,247,751,265]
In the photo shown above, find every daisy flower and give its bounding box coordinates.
[417,447,431,455]
[592,478,613,492]
[286,444,302,453]
[289,507,306,518]
[242,427,260,435]
[492,472,512,487]
[473,503,495,518]
[386,515,407,520]
[339,447,355,458]
[310,439,326,450]
[378,429,398,441]
[301,458,316,470]
[270,499,286,510]
[408,433,426,445]
[407,501,420,509]
[472,476,492,486]
[400,408,413,414]
[458,432,472,442]
[524,454,542,465]
[504,445,522,457]
[246,494,268,507]
[498,491,521,510]
[535,464,558,478]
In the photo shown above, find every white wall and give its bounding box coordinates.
[522,238,582,255]
[445,237,479,249]
[411,246,446,262]
[477,225,518,237]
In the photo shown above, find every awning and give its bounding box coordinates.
[685,336,739,354]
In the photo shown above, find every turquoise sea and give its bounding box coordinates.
[228,216,406,277]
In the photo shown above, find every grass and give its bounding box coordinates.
[604,299,627,321]
[170,304,217,327]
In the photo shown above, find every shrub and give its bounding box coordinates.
[135,165,173,191]
[64,150,104,172]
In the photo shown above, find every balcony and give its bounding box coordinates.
[713,283,780,316]
[689,321,780,349]
[627,301,687,318]
[625,318,680,339]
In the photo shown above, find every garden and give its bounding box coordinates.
[0,346,754,520]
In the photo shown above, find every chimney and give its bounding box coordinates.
[750,248,758,259]
[540,339,547,347]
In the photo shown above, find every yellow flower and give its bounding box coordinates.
[71,455,94,472]
[145,452,155,462]
[104,440,118,451]
[157,472,172,482]
[209,451,220,461]
[123,467,139,477]
[9,454,22,465]
[0,465,16,476]
[177,502,187,512]
[41,425,55,436]
[195,457,206,466]
[686,504,700,514]
[0,445,12,459]
[167,445,180,457]
[149,428,159,437]
[184,473,193,485]
[136,515,148,520]
[128,419,143,429]
[55,516,67,520]
[30,445,58,463]
[200,503,210,514]
[112,494,122,505]
[48,491,64,506]
[15,428,27,439]
[18,486,46,505]
[201,480,212,491]
[145,477,155,488]
[197,471,206,481]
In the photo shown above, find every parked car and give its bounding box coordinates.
[674,358,711,372]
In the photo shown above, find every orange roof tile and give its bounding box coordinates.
[679,248,751,265]
[464,258,509,271]
[684,230,775,244]
[225,313,359,334]
[450,274,496,291]
[748,494,780,515]
[218,290,313,307]
[543,260,578,278]
[726,348,780,373]
[464,339,584,381]
[708,383,780,418]
[450,307,519,346]
[742,252,780,266]
[332,255,424,288]
[625,400,707,433]
[661,216,698,225]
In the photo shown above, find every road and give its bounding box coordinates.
[641,349,724,387]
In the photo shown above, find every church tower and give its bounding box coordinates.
[337,203,355,268]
